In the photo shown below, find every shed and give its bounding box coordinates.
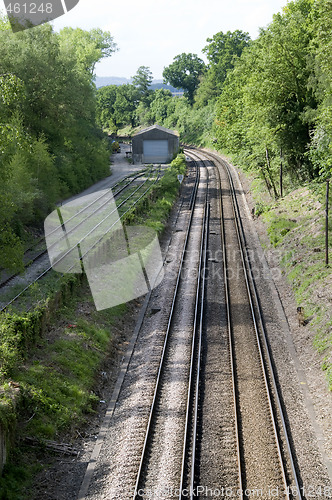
[132,125,179,164]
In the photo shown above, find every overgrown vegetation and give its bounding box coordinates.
[0,17,116,271]
[0,152,186,495]
[255,182,332,390]
[0,277,128,498]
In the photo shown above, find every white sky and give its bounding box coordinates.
[1,0,289,80]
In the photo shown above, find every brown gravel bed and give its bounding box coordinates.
[220,151,332,497]
[197,165,239,494]
[83,163,203,499]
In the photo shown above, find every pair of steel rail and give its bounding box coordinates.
[191,147,302,499]
[133,158,209,499]
[0,167,161,312]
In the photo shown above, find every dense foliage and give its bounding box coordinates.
[97,0,332,196]
[162,53,206,103]
[214,0,332,190]
[0,17,115,270]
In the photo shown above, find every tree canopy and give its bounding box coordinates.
[132,66,153,103]
[163,53,206,103]
[0,17,116,270]
[195,30,250,107]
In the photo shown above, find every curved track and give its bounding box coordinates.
[185,147,302,499]
[72,151,305,500]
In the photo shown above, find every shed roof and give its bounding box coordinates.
[133,124,179,137]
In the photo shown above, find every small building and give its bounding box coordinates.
[132,125,179,164]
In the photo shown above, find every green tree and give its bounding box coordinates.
[96,85,118,131]
[148,89,173,124]
[163,53,206,103]
[308,0,332,179]
[195,30,250,107]
[58,27,117,74]
[113,84,140,129]
[0,17,115,271]
[215,0,317,185]
[203,30,250,70]
[132,66,153,103]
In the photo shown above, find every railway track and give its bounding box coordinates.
[133,158,208,499]
[0,167,161,312]
[78,156,203,500]
[185,147,302,499]
[0,168,150,291]
[77,151,306,500]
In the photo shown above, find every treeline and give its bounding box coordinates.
[215,0,332,192]
[0,18,115,270]
[97,0,332,194]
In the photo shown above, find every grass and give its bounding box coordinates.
[14,305,119,440]
[0,280,127,498]
[0,153,187,496]
[265,215,298,247]
[255,183,332,390]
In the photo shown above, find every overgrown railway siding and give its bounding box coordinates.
[0,168,160,313]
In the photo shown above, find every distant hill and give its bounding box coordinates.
[94,76,183,95]
[94,76,131,87]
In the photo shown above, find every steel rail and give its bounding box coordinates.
[202,148,302,498]
[133,161,202,500]
[184,147,244,496]
[218,157,244,497]
[188,147,287,496]
[189,202,209,499]
[190,147,301,499]
[0,169,161,313]
[220,154,302,500]
[223,155,289,498]
[0,168,150,290]
[218,157,288,498]
[178,156,209,499]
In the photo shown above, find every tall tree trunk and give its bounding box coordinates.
[260,164,272,197]
[280,148,283,198]
[265,146,279,199]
